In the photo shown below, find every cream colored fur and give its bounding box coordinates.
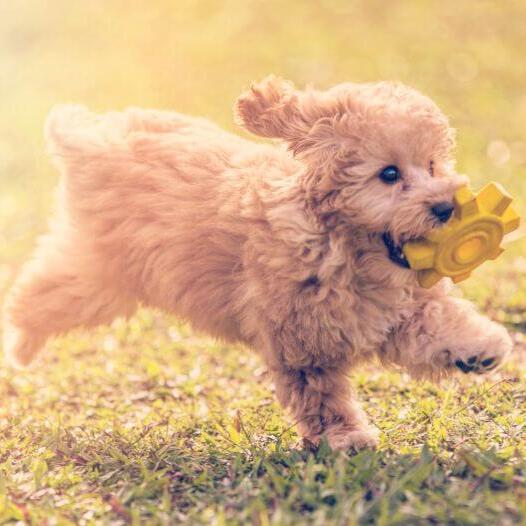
[2,77,512,450]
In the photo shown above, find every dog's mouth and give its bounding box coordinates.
[382,232,410,269]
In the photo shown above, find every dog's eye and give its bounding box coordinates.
[378,165,401,184]
[429,160,435,176]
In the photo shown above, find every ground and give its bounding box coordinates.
[0,1,525,524]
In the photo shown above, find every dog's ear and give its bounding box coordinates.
[234,76,311,140]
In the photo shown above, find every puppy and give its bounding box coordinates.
[3,76,512,450]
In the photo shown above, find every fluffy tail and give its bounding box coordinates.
[45,104,126,165]
[45,104,196,163]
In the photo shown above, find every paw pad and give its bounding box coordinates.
[481,357,495,367]
[454,355,498,374]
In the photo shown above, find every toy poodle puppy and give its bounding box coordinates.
[3,76,512,450]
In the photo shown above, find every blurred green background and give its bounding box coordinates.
[1,0,525,306]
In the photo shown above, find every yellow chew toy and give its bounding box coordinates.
[403,182,521,288]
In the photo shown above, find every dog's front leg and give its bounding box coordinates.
[271,365,379,451]
[381,295,512,378]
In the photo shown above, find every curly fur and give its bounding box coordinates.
[2,76,513,450]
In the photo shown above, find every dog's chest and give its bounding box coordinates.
[248,214,416,365]
[297,241,416,362]
[274,262,415,368]
[322,278,412,359]
[352,284,412,352]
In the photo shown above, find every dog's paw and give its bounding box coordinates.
[2,321,43,368]
[442,322,512,375]
[323,424,380,452]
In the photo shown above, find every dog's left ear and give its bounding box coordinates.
[234,76,316,141]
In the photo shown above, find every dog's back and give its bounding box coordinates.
[4,106,294,365]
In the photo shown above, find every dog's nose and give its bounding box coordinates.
[431,201,454,223]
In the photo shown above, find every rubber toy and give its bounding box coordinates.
[403,182,521,288]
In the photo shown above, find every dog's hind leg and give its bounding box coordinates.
[2,237,136,367]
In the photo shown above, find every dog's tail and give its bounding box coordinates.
[45,104,127,164]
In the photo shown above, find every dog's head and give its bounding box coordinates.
[235,76,467,268]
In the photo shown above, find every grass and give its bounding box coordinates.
[1,317,525,524]
[1,1,526,524]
